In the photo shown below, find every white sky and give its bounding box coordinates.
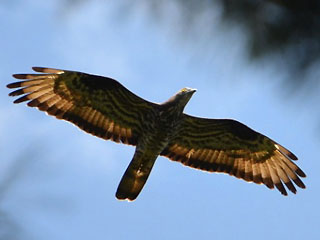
[0,1,319,240]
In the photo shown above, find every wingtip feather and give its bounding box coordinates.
[296,168,306,178]
[275,144,298,160]
[7,81,21,88]
[12,74,26,79]
[32,66,64,74]
[13,95,29,104]
[288,152,298,161]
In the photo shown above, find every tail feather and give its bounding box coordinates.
[116,153,157,201]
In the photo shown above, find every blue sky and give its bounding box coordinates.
[1,1,319,239]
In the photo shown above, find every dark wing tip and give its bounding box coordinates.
[296,168,306,178]
[293,177,306,189]
[32,66,46,72]
[284,181,297,194]
[13,95,29,104]
[12,74,27,79]
[275,144,298,160]
[32,66,64,73]
[7,82,20,89]
[8,89,24,96]
[288,152,298,161]
[274,182,288,196]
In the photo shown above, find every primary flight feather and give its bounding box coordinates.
[7,67,306,201]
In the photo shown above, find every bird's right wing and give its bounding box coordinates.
[7,67,156,145]
[161,114,306,195]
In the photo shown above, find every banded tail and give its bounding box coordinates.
[116,151,157,201]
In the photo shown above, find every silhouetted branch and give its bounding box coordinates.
[56,0,320,87]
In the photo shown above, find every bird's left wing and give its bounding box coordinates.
[7,67,156,145]
[160,114,306,195]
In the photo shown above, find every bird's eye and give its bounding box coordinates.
[181,88,187,92]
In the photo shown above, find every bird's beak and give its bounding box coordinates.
[185,87,197,93]
[190,88,197,93]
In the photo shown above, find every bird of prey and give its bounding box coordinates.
[7,67,306,201]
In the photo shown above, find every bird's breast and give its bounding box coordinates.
[138,109,182,152]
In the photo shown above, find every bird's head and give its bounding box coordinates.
[177,87,197,100]
[162,87,196,112]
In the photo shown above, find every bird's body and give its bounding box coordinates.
[116,89,195,199]
[7,67,306,201]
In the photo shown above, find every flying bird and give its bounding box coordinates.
[7,67,306,201]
